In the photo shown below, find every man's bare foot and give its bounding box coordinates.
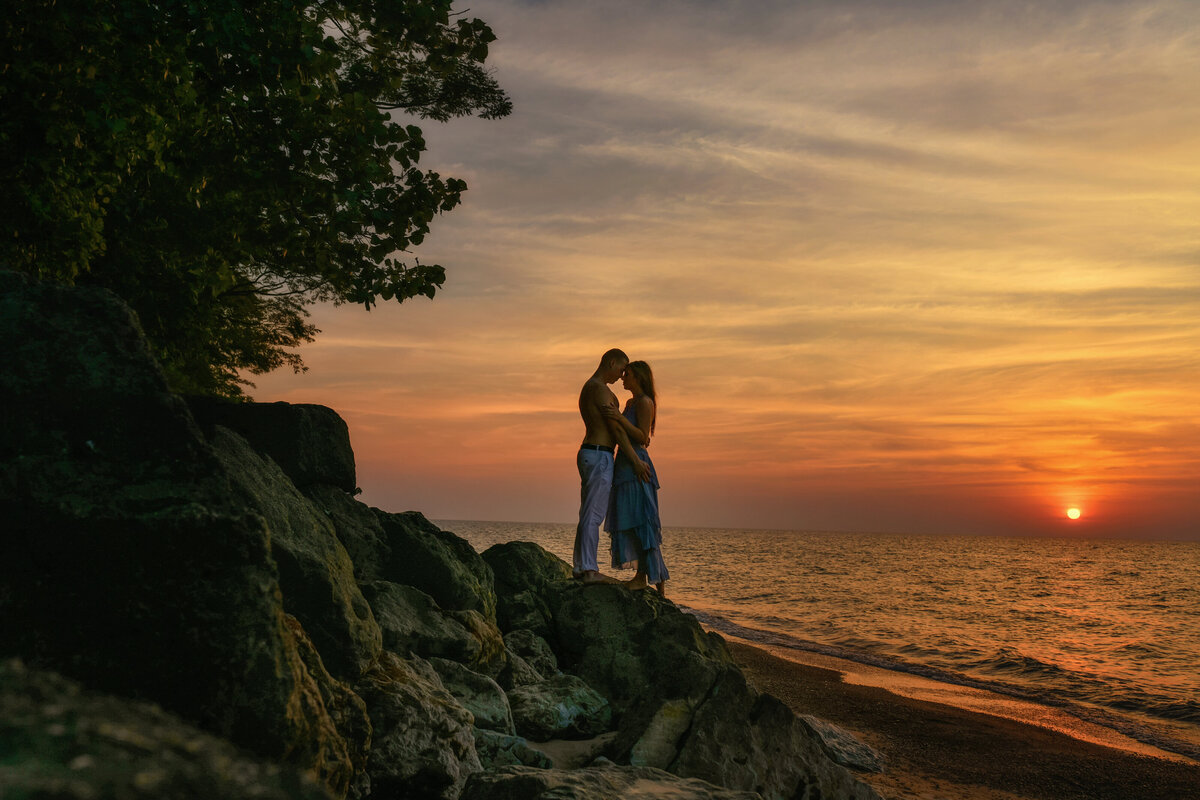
[577,570,616,585]
[625,574,649,590]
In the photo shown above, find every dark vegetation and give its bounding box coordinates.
[2,0,510,396]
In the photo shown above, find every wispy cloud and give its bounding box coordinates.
[255,0,1200,537]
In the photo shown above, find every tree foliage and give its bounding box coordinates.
[1,0,510,396]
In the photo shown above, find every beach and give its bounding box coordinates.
[728,639,1200,800]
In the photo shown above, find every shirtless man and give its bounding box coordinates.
[574,348,651,582]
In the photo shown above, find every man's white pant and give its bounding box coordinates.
[574,447,614,574]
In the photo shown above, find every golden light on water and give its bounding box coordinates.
[1066,508,1082,521]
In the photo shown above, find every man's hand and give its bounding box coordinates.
[632,457,652,483]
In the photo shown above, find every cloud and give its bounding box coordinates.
[253,0,1200,537]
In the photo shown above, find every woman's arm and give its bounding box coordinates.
[602,404,650,446]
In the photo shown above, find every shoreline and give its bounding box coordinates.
[725,637,1200,800]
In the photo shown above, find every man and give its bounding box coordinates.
[574,348,650,582]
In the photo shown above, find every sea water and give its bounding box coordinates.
[439,520,1200,762]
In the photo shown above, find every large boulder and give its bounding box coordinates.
[0,659,333,800]
[304,484,392,584]
[285,616,373,799]
[483,541,573,636]
[505,629,559,677]
[0,274,353,790]
[363,581,505,673]
[187,397,357,492]
[460,764,762,800]
[209,426,382,681]
[352,652,481,800]
[429,657,515,735]
[472,730,553,770]
[551,584,731,724]
[507,674,612,741]
[374,511,498,621]
[507,552,883,800]
[669,667,883,800]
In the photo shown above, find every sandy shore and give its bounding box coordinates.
[727,639,1200,800]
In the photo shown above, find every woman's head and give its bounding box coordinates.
[623,360,657,434]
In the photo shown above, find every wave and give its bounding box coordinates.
[683,606,1200,761]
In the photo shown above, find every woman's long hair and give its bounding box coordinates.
[626,360,657,436]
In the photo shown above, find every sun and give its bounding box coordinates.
[1066,507,1082,520]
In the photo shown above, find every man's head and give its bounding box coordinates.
[598,348,629,384]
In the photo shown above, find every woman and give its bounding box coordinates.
[603,360,669,596]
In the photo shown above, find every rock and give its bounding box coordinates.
[0,275,355,791]
[539,575,882,799]
[285,616,373,798]
[210,426,382,681]
[0,659,333,800]
[551,584,731,723]
[363,581,503,672]
[483,542,572,636]
[507,674,612,741]
[352,651,481,800]
[505,629,559,676]
[449,608,508,677]
[460,764,763,800]
[799,715,887,773]
[627,698,695,768]
[670,667,883,800]
[473,729,554,770]
[304,484,392,584]
[429,657,515,735]
[373,511,498,621]
[187,396,357,492]
[497,648,544,691]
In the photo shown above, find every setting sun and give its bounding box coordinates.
[1066,508,1082,520]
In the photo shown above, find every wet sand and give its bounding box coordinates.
[727,639,1200,800]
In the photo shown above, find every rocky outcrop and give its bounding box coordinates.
[0,276,344,785]
[373,510,498,621]
[210,425,382,682]
[188,396,358,492]
[460,764,763,800]
[508,675,612,741]
[0,659,333,800]
[353,652,481,800]
[1,272,883,800]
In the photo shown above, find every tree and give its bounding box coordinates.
[1,0,510,396]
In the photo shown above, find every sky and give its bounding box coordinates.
[254,0,1200,539]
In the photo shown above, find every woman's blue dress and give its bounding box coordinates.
[605,404,669,583]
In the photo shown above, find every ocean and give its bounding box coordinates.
[439,520,1200,763]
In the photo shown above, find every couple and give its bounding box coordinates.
[573,348,669,596]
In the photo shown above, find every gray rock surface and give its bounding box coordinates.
[187,397,357,492]
[0,276,343,787]
[460,764,763,800]
[0,659,333,800]
[352,651,481,800]
[429,657,515,735]
[210,426,381,681]
[303,484,393,584]
[508,674,613,741]
[374,510,499,621]
[799,714,887,773]
[483,541,572,636]
[473,729,554,770]
[505,629,559,676]
[363,581,503,672]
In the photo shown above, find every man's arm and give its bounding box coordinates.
[607,414,651,481]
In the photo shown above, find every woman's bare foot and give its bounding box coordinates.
[625,574,649,590]
[655,581,666,598]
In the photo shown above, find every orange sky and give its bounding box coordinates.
[253,0,1200,539]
